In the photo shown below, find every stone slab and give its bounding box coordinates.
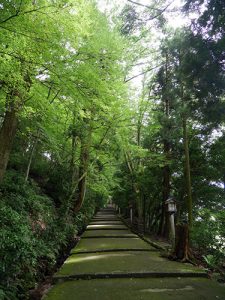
[92,217,119,220]
[43,207,219,300]
[43,277,225,300]
[86,224,127,230]
[54,251,206,279]
[95,214,116,217]
[82,230,137,238]
[71,237,155,254]
[89,221,124,225]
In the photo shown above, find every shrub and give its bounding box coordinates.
[192,209,225,269]
[0,171,77,299]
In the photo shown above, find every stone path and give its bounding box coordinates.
[43,207,225,300]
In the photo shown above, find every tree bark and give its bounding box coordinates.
[183,117,193,228]
[158,50,171,237]
[69,113,78,186]
[159,163,170,237]
[0,108,18,183]
[74,128,91,213]
[70,135,79,188]
[0,70,31,183]
[124,151,143,225]
[171,224,192,262]
[24,139,37,183]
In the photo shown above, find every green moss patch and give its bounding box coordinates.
[92,217,119,220]
[82,230,137,238]
[54,251,206,278]
[71,237,155,253]
[43,277,225,300]
[86,225,127,230]
[95,214,116,217]
[89,221,124,225]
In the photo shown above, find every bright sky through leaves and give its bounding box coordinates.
[97,0,188,28]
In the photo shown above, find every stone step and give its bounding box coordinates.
[43,277,225,300]
[82,229,137,238]
[89,221,124,225]
[43,207,224,300]
[53,251,207,280]
[71,237,155,254]
[86,224,127,230]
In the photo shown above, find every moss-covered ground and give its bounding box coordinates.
[82,229,137,238]
[89,221,123,225]
[86,224,127,230]
[71,237,155,253]
[44,277,225,300]
[43,208,225,300]
[54,250,206,278]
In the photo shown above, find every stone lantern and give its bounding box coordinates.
[165,197,177,214]
[165,197,177,247]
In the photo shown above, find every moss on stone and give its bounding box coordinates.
[72,237,155,253]
[89,221,123,225]
[82,230,137,238]
[86,225,127,230]
[43,277,225,300]
[44,211,219,300]
[54,251,206,278]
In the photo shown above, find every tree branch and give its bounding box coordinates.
[144,2,174,21]
[0,5,54,24]
[0,25,49,42]
[127,0,174,21]
[50,89,61,104]
[127,0,152,9]
[125,64,163,82]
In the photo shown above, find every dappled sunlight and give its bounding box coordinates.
[140,286,194,293]
[65,253,134,264]
[87,225,125,228]
[1,0,225,298]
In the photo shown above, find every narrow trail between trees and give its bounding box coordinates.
[43,207,225,300]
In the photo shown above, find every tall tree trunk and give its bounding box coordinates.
[69,113,77,186]
[137,119,141,147]
[0,71,31,183]
[171,224,192,262]
[74,128,91,213]
[159,51,171,236]
[71,120,111,213]
[136,190,143,230]
[0,108,18,183]
[24,139,37,183]
[162,143,171,236]
[70,135,79,188]
[183,117,193,228]
[136,116,143,227]
[159,163,170,237]
[70,135,76,174]
[124,151,143,225]
[143,194,146,233]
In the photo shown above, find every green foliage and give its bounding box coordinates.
[0,0,225,297]
[0,170,79,299]
[184,0,225,39]
[203,255,220,271]
[192,209,225,269]
[0,1,130,298]
[112,0,225,254]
